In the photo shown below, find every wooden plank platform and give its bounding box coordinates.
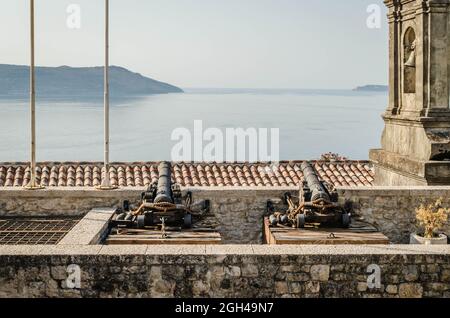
[264,218,389,245]
[105,228,222,245]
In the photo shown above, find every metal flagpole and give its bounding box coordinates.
[98,0,117,190]
[25,0,44,190]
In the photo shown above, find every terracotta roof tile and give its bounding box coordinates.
[0,161,374,188]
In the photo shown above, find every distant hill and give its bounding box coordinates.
[0,64,183,97]
[353,85,388,92]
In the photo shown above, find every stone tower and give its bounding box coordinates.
[370,0,450,185]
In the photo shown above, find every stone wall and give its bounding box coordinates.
[0,245,449,298]
[338,187,450,243]
[0,188,140,217]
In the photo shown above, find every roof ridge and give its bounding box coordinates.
[0,160,372,165]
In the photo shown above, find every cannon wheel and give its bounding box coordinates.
[269,215,278,226]
[137,215,146,229]
[296,214,306,228]
[184,213,193,229]
[342,213,351,228]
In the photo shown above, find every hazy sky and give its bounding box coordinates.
[1,0,388,89]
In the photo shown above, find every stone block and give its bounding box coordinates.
[310,265,330,282]
[210,266,225,278]
[151,280,176,298]
[148,266,162,281]
[305,281,320,294]
[275,282,289,295]
[286,273,310,282]
[357,282,368,292]
[241,264,259,278]
[442,270,450,282]
[399,283,423,298]
[289,282,303,294]
[385,284,398,294]
[428,283,449,292]
[280,265,297,272]
[225,266,241,277]
[403,265,419,282]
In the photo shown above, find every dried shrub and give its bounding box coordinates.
[415,198,449,239]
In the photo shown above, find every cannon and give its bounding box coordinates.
[112,162,210,229]
[268,161,351,229]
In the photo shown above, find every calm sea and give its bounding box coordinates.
[0,88,387,162]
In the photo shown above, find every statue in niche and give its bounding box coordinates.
[403,29,416,94]
[405,40,416,68]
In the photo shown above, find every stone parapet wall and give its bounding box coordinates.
[338,187,450,243]
[0,245,449,298]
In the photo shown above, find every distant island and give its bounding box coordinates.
[353,85,388,92]
[0,64,183,97]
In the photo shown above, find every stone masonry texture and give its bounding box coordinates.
[0,245,449,298]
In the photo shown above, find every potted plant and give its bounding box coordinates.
[410,198,449,245]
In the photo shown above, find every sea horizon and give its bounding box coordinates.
[0,88,387,162]
[0,86,388,99]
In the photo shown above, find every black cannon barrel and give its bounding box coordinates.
[301,162,330,202]
[154,162,173,203]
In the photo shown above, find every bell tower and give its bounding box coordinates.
[370,0,450,185]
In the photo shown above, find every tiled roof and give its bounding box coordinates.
[0,161,374,188]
